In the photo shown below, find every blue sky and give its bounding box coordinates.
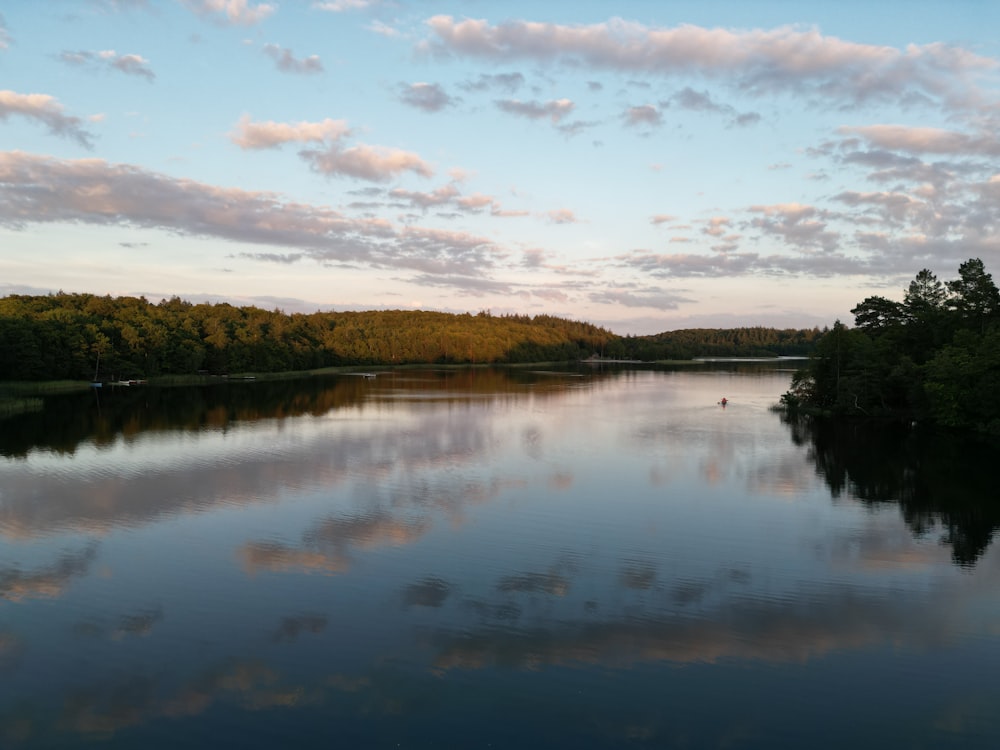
[2,0,999,334]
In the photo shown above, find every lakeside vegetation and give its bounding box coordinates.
[0,292,820,384]
[783,258,1000,435]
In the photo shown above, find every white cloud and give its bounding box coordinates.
[0,90,95,148]
[182,0,275,26]
[312,0,382,11]
[0,13,11,51]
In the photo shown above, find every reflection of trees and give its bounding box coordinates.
[782,414,1000,567]
[0,367,625,458]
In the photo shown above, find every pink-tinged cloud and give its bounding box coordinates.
[229,114,350,149]
[390,184,460,208]
[495,98,574,124]
[547,208,579,224]
[838,124,1000,156]
[0,90,94,148]
[650,214,676,225]
[423,16,996,110]
[262,43,323,75]
[182,0,275,25]
[456,193,494,210]
[300,143,434,182]
[313,0,383,11]
[0,151,502,277]
[701,216,731,237]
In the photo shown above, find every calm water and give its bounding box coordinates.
[2,365,999,749]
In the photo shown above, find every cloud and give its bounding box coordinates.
[390,183,460,209]
[666,86,727,113]
[366,20,401,38]
[701,216,731,237]
[270,614,328,643]
[623,104,662,128]
[0,13,11,50]
[832,190,920,223]
[241,511,431,576]
[229,114,350,149]
[401,577,453,608]
[650,214,676,225]
[749,202,840,252]
[495,98,574,124]
[399,82,454,112]
[313,0,384,11]
[58,49,156,81]
[388,182,531,217]
[300,143,434,181]
[0,544,99,601]
[839,124,1000,157]
[182,0,275,25]
[663,87,760,127]
[262,43,323,75]
[421,16,997,112]
[458,72,525,93]
[0,151,498,275]
[0,90,95,148]
[588,286,692,310]
[547,208,579,224]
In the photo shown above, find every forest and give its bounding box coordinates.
[0,292,820,382]
[783,258,1000,435]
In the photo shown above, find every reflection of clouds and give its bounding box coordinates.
[618,563,657,591]
[497,572,570,596]
[0,543,98,601]
[401,577,452,609]
[0,407,497,540]
[1,365,606,542]
[548,472,573,491]
[50,660,312,739]
[240,510,431,576]
[430,583,956,673]
[0,630,22,671]
[822,516,954,573]
[496,556,579,598]
[270,614,328,643]
[112,607,163,640]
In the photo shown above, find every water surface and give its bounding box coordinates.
[1,366,998,748]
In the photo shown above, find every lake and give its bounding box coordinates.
[2,364,999,749]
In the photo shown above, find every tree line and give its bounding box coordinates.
[0,292,820,382]
[783,258,1000,434]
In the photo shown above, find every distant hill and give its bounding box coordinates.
[0,292,821,381]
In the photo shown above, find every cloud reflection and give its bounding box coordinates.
[429,582,957,673]
[0,543,99,601]
[240,510,431,576]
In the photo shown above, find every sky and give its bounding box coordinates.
[1,0,999,334]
